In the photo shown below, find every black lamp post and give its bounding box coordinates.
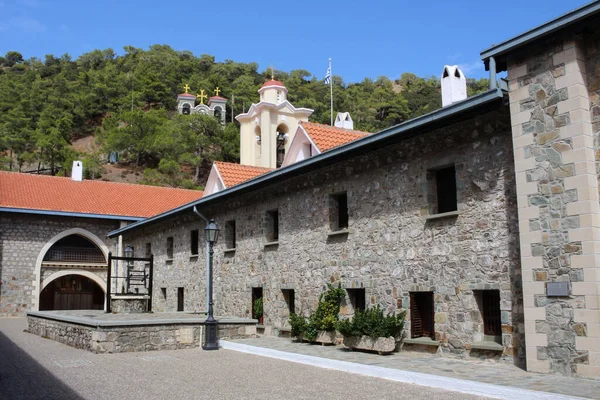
[203,218,220,350]
[124,245,134,293]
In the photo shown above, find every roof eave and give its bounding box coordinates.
[480,0,600,71]
[0,207,144,221]
[108,88,506,239]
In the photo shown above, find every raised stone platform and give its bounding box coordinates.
[26,310,257,353]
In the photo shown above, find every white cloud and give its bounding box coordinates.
[0,16,46,33]
[447,52,462,63]
[457,60,484,75]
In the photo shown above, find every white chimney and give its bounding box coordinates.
[334,112,354,130]
[441,65,467,107]
[72,160,83,181]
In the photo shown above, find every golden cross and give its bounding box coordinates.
[269,66,274,80]
[183,84,191,93]
[214,87,221,96]
[196,89,207,104]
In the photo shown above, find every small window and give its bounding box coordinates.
[282,289,295,315]
[303,142,312,157]
[410,292,434,339]
[161,287,167,299]
[433,165,457,214]
[265,209,279,242]
[190,229,199,255]
[177,287,184,311]
[252,287,263,320]
[330,192,349,231]
[346,288,365,312]
[145,242,152,257]
[167,237,174,259]
[226,220,236,249]
[477,290,501,340]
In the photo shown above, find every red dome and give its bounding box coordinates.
[261,79,285,88]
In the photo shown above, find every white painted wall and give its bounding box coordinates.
[441,65,467,107]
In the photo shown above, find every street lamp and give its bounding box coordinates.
[203,219,220,350]
[124,245,134,293]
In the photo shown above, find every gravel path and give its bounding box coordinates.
[0,318,488,400]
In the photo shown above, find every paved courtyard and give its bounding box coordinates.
[226,336,600,399]
[0,318,485,400]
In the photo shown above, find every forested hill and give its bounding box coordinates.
[0,46,489,188]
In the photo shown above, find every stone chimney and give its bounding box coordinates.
[72,160,83,182]
[334,112,354,130]
[441,65,467,107]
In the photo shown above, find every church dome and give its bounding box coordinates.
[261,79,285,88]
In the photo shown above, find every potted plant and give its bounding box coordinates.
[337,305,406,354]
[289,284,345,344]
[254,297,264,324]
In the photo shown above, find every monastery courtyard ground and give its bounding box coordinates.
[0,317,598,399]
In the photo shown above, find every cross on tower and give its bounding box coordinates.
[214,87,221,96]
[197,89,207,104]
[183,84,191,94]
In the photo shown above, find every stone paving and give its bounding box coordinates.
[228,336,600,399]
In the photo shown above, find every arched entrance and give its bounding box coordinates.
[39,274,105,310]
[33,228,110,311]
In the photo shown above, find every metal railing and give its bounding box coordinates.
[106,252,154,313]
[43,246,106,263]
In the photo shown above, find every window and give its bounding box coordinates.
[177,287,184,311]
[145,242,152,257]
[330,192,349,231]
[346,288,365,312]
[190,229,199,256]
[226,220,236,249]
[252,287,263,320]
[182,103,191,115]
[477,290,501,339]
[282,289,295,315]
[435,166,457,214]
[303,143,313,158]
[167,237,174,259]
[410,292,434,339]
[161,288,167,299]
[265,209,279,242]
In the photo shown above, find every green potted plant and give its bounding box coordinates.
[254,297,264,324]
[337,305,406,354]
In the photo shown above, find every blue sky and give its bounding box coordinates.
[0,0,590,83]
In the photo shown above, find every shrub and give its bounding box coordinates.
[337,305,406,339]
[289,284,345,341]
[253,297,263,318]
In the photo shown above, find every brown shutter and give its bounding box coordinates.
[483,291,501,336]
[410,293,423,338]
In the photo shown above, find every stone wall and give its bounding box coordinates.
[0,214,118,316]
[507,31,600,378]
[27,315,257,353]
[124,107,524,364]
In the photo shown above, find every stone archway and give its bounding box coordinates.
[32,228,110,311]
[39,272,105,311]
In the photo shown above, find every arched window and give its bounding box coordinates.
[182,103,191,115]
[276,124,289,168]
[43,234,106,264]
[213,106,222,121]
[255,125,262,162]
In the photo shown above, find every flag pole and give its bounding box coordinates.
[329,58,333,126]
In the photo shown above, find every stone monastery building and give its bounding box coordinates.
[2,1,600,379]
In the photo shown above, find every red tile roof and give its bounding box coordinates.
[261,79,285,88]
[178,93,196,97]
[0,172,204,218]
[301,122,370,152]
[209,96,228,101]
[215,161,272,188]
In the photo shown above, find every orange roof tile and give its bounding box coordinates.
[301,121,370,152]
[0,172,203,218]
[261,79,285,88]
[215,161,272,188]
[178,93,196,97]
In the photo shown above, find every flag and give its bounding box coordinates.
[324,60,331,85]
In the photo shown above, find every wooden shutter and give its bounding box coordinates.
[410,293,423,338]
[483,291,501,336]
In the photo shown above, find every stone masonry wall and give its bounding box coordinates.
[125,108,524,364]
[0,214,118,316]
[508,32,600,378]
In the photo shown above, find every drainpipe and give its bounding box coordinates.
[489,56,497,90]
[193,206,210,313]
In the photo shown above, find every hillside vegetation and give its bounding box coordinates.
[0,47,489,188]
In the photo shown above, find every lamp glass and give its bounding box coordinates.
[205,219,220,244]
[124,245,134,259]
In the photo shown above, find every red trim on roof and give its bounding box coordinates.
[261,79,285,88]
[209,96,228,101]
[178,93,196,97]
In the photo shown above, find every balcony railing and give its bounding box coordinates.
[43,246,106,264]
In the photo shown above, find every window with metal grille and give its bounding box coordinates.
[330,192,349,231]
[265,209,279,242]
[478,290,501,337]
[226,220,236,249]
[410,292,434,339]
[436,166,457,213]
[346,288,365,312]
[190,229,199,255]
[167,237,174,259]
